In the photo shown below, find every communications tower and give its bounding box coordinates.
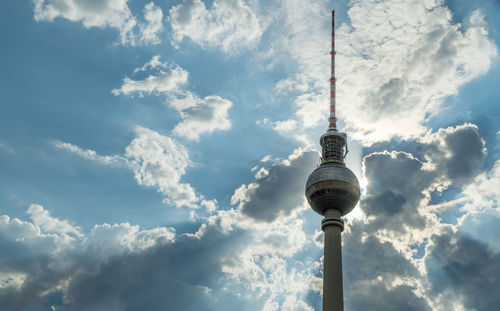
[305,10,360,311]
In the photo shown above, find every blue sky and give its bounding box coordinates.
[1,0,499,310]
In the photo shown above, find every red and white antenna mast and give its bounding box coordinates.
[329,10,337,130]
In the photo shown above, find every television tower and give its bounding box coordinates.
[305,10,360,311]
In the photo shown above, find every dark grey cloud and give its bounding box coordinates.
[418,124,486,184]
[348,283,431,311]
[0,252,71,311]
[341,123,489,310]
[0,219,70,310]
[343,224,419,282]
[342,223,431,311]
[426,230,500,311]
[0,223,258,311]
[233,150,318,222]
[60,226,246,311]
[361,151,431,232]
[361,124,485,232]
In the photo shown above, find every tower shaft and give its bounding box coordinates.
[322,209,344,311]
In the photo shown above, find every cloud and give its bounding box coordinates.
[418,123,486,184]
[112,56,233,141]
[442,158,500,255]
[170,94,232,140]
[348,282,431,311]
[168,0,262,52]
[83,222,176,260]
[461,158,500,212]
[27,204,82,239]
[0,214,57,256]
[0,201,315,310]
[231,149,318,222]
[139,2,164,45]
[0,140,14,154]
[133,55,167,73]
[51,140,127,166]
[61,210,314,311]
[338,4,497,143]
[362,150,432,232]
[426,230,500,311]
[282,296,314,311]
[125,126,199,208]
[204,209,315,310]
[111,61,188,96]
[343,224,431,311]
[361,123,486,235]
[33,0,164,45]
[0,204,176,311]
[53,126,203,208]
[338,123,492,310]
[0,210,71,309]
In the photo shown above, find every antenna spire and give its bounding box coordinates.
[329,10,337,130]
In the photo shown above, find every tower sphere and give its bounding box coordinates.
[305,156,360,216]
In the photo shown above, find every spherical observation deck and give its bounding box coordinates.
[305,130,360,216]
[306,162,360,216]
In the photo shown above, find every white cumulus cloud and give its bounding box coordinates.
[27,204,83,238]
[113,56,233,141]
[168,0,262,52]
[53,126,206,208]
[461,158,500,212]
[171,94,232,140]
[125,126,199,208]
[111,61,188,96]
[338,3,497,143]
[33,0,164,45]
[139,2,164,45]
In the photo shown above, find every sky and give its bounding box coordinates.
[0,0,499,310]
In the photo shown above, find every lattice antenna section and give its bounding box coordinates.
[321,10,347,164]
